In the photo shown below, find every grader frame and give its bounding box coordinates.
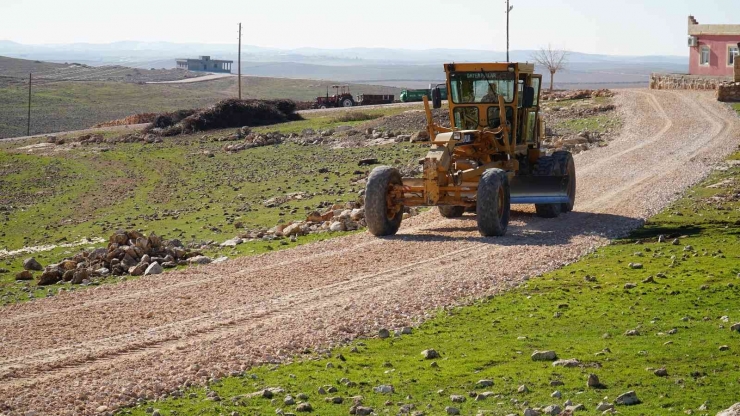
[365,62,576,237]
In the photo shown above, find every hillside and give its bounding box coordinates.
[0,64,402,138]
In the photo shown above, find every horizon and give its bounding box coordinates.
[0,39,689,59]
[1,0,738,56]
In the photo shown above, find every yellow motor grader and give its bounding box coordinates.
[364,62,576,237]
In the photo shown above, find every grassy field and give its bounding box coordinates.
[116,155,740,416]
[0,107,426,304]
[0,76,402,138]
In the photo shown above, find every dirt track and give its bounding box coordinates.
[0,90,738,415]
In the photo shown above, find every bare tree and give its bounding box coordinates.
[532,45,569,92]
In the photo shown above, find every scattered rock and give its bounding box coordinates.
[378,328,390,339]
[23,257,43,271]
[358,158,379,166]
[543,405,562,415]
[628,263,643,269]
[615,391,640,406]
[476,379,494,388]
[551,390,561,399]
[596,402,614,412]
[374,385,394,394]
[553,358,580,367]
[353,406,374,415]
[654,368,668,377]
[445,406,460,415]
[421,349,439,359]
[295,402,313,412]
[717,403,740,416]
[730,323,740,332]
[15,270,33,280]
[531,350,558,361]
[518,384,529,393]
[450,395,465,403]
[188,255,212,265]
[624,329,640,336]
[624,283,637,289]
[719,345,730,351]
[220,237,243,247]
[144,262,164,276]
[587,374,605,389]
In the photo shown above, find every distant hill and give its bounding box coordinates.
[0,41,688,89]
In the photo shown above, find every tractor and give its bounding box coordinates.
[315,85,355,108]
[364,62,576,237]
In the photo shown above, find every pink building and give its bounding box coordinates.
[688,16,740,77]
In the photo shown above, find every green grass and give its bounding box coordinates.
[0,77,402,138]
[732,103,740,116]
[553,114,620,135]
[0,134,428,304]
[117,157,740,416]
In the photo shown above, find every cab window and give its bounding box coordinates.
[531,77,541,107]
[453,107,480,130]
[487,106,513,129]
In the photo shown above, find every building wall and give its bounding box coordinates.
[689,35,740,76]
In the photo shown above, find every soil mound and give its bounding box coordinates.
[146,99,301,136]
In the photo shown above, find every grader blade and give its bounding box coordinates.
[509,176,571,205]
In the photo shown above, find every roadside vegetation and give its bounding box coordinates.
[118,154,740,416]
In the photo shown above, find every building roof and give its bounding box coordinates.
[176,58,233,63]
[689,15,740,36]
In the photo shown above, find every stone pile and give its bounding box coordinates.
[228,200,419,243]
[54,133,164,146]
[17,230,203,286]
[650,73,727,91]
[541,130,608,154]
[718,82,740,103]
[542,89,614,101]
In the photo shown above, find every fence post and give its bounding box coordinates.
[27,73,32,136]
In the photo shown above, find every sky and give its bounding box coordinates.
[0,0,738,56]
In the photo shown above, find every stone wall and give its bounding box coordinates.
[718,82,740,102]
[650,73,730,90]
[735,60,740,83]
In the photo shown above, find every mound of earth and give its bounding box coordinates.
[146,99,302,136]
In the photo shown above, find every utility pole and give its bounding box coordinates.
[27,73,32,136]
[506,0,513,62]
[238,23,242,100]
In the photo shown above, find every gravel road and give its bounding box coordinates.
[0,90,737,415]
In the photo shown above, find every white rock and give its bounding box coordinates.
[220,237,243,247]
[717,403,740,416]
[329,222,345,232]
[188,256,212,265]
[144,262,164,276]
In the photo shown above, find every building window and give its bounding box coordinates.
[700,46,710,66]
[729,45,739,66]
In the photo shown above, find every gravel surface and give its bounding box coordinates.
[0,90,738,415]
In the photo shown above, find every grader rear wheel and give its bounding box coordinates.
[439,206,465,218]
[476,168,510,237]
[365,166,404,236]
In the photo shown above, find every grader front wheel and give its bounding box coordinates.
[476,169,511,237]
[365,166,404,236]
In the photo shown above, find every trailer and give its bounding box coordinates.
[400,86,448,102]
[356,94,395,105]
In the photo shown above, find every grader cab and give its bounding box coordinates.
[364,62,576,237]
